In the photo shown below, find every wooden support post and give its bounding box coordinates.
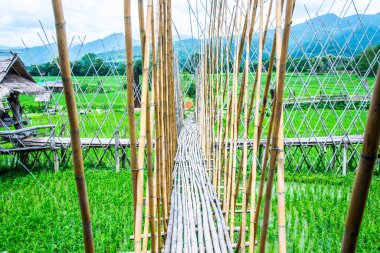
[51,130,59,172]
[53,150,59,172]
[60,124,67,164]
[51,1,94,252]
[115,129,120,172]
[343,144,347,175]
[122,126,127,168]
[331,145,336,171]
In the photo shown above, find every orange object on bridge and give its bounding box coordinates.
[184,101,193,109]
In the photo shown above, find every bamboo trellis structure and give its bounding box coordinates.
[15,0,379,252]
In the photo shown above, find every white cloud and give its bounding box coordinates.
[0,0,378,47]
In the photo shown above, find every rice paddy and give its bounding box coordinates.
[0,169,378,252]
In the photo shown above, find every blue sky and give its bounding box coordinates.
[0,0,379,47]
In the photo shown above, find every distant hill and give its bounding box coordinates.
[1,12,379,66]
[288,13,380,57]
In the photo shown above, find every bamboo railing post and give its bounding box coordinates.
[124,0,138,215]
[51,1,94,252]
[135,0,153,251]
[259,0,295,251]
[150,1,159,251]
[341,65,380,253]
[248,0,263,252]
[277,116,286,252]
[237,0,252,251]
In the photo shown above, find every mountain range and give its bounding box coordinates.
[1,12,379,66]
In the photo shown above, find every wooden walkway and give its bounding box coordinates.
[283,94,370,106]
[22,136,131,148]
[217,135,364,149]
[164,119,232,253]
[22,134,364,149]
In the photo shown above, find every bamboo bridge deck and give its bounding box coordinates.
[164,119,233,253]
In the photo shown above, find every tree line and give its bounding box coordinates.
[28,53,142,77]
[28,44,379,77]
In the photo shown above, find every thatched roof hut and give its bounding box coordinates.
[0,54,45,99]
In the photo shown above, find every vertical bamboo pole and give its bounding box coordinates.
[225,10,240,232]
[167,0,177,195]
[124,0,138,213]
[248,0,263,252]
[259,0,294,251]
[238,0,252,250]
[158,0,168,230]
[150,1,158,251]
[341,65,380,253]
[51,1,94,252]
[138,0,146,51]
[230,0,259,220]
[135,0,153,251]
[277,115,286,253]
[252,0,283,238]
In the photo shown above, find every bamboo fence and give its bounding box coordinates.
[45,0,380,252]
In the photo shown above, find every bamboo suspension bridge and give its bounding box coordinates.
[0,0,379,252]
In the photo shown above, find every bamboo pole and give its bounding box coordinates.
[158,0,168,230]
[225,8,241,231]
[135,0,153,251]
[259,0,295,251]
[150,1,159,251]
[124,0,138,214]
[237,0,252,250]
[253,88,276,241]
[153,1,163,249]
[51,1,94,252]
[341,65,380,253]
[253,0,283,242]
[277,116,286,253]
[230,0,259,221]
[247,0,263,252]
[138,0,146,52]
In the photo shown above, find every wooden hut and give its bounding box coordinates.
[0,53,58,170]
[0,53,45,129]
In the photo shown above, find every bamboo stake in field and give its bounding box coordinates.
[123,0,138,214]
[341,65,380,253]
[51,1,94,252]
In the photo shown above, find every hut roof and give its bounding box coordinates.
[0,54,45,99]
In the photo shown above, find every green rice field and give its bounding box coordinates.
[0,73,378,252]
[0,169,379,252]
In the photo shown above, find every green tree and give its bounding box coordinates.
[354,44,380,76]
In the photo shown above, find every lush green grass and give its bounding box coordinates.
[16,73,371,138]
[229,174,380,252]
[0,169,134,252]
[1,72,374,252]
[27,73,376,108]
[269,174,380,252]
[1,169,379,252]
[201,72,376,97]
[27,111,134,138]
